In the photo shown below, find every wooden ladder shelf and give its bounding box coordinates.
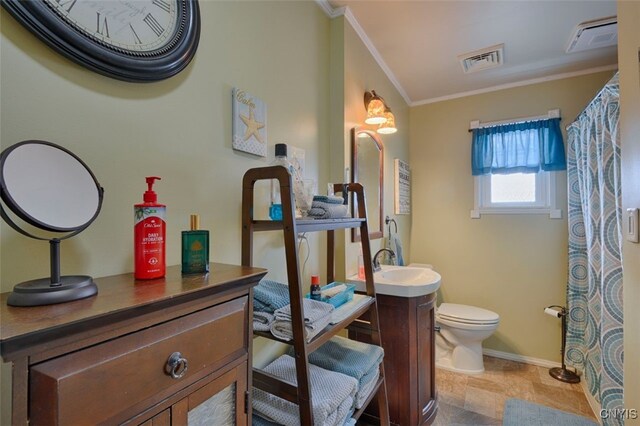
[241,166,390,425]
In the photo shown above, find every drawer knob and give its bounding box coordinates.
[166,352,188,379]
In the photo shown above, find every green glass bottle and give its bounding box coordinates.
[181,214,210,274]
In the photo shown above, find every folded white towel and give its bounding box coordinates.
[253,355,358,426]
[270,316,332,342]
[253,311,274,331]
[270,299,334,342]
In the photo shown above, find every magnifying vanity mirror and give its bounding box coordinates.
[0,140,104,306]
[351,128,384,242]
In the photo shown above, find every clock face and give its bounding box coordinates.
[2,0,200,81]
[42,0,179,54]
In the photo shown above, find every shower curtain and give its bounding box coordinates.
[566,73,623,424]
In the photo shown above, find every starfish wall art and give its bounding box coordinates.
[232,88,267,157]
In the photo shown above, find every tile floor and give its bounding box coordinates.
[432,356,597,425]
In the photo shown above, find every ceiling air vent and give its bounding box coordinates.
[566,16,617,53]
[458,44,504,74]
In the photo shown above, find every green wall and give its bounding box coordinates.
[342,17,411,277]
[1,1,331,288]
[409,71,615,362]
[0,3,414,422]
[0,1,333,422]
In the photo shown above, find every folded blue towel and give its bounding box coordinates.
[252,414,279,426]
[355,369,379,409]
[253,355,357,426]
[253,279,290,313]
[288,335,383,389]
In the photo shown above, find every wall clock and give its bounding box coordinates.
[1,0,200,82]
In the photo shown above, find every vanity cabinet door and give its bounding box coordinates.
[417,299,437,424]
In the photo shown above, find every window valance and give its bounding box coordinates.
[471,118,566,176]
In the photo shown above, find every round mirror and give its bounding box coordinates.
[0,140,104,307]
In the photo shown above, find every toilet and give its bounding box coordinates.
[435,303,500,374]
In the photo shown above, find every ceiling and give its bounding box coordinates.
[325,0,618,105]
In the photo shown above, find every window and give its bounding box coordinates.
[469,112,565,219]
[472,171,562,218]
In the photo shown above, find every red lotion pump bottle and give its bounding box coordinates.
[134,177,166,279]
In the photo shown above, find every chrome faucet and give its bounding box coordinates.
[372,248,396,272]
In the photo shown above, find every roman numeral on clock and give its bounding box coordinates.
[55,0,77,13]
[96,12,110,38]
[130,24,142,44]
[143,13,164,37]
[153,0,171,13]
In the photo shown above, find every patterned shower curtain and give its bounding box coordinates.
[566,73,623,424]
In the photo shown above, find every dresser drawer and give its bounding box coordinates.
[30,296,248,425]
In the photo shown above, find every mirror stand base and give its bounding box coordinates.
[7,275,98,307]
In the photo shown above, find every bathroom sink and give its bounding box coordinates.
[347,265,441,298]
[378,267,427,283]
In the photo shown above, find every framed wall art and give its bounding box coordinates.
[394,159,410,215]
[232,88,267,157]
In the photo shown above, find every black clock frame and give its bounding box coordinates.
[1,0,200,82]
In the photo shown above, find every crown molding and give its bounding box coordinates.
[315,0,342,18]
[315,1,617,109]
[411,64,618,106]
[315,0,412,106]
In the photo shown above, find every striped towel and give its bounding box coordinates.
[311,195,345,205]
[253,279,290,313]
[253,355,357,426]
[308,203,349,219]
[288,336,383,407]
[270,299,334,342]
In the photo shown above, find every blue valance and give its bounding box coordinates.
[471,118,566,176]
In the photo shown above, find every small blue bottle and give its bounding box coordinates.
[269,143,293,220]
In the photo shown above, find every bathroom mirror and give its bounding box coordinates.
[0,140,104,306]
[351,128,383,242]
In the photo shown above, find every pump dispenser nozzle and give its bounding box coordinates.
[144,176,161,203]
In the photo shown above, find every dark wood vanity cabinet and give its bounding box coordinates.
[1,263,267,426]
[350,291,438,426]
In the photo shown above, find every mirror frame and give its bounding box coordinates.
[0,140,104,233]
[351,127,384,242]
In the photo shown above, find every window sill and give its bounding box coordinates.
[470,208,562,219]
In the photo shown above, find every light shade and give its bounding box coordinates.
[377,110,397,134]
[364,91,387,125]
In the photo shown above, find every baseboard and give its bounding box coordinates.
[482,348,562,368]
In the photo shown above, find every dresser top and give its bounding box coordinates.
[1,263,266,359]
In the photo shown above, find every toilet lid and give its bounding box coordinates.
[437,303,499,323]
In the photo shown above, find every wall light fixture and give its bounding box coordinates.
[364,90,397,134]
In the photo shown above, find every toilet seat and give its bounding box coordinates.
[436,303,499,325]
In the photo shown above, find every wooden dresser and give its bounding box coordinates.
[0,263,267,426]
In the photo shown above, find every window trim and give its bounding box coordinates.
[471,171,562,219]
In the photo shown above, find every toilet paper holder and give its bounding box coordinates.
[544,305,580,384]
